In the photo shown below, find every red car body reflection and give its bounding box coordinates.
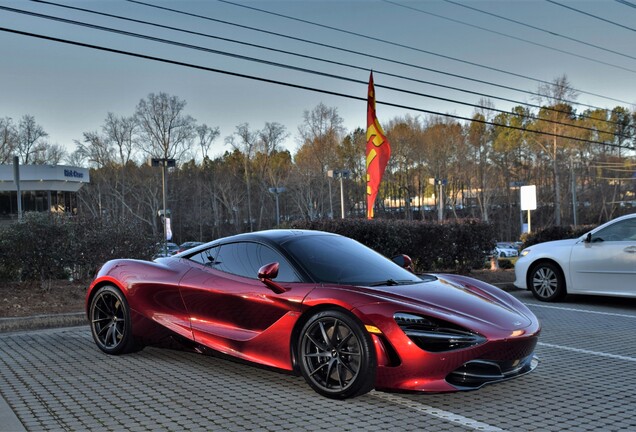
[87,230,540,399]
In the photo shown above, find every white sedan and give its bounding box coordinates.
[514,213,636,301]
[495,243,519,257]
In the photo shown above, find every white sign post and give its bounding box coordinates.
[520,185,537,233]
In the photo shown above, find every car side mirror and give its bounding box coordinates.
[257,262,287,294]
[392,254,414,273]
[584,233,592,243]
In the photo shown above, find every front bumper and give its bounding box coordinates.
[447,354,539,389]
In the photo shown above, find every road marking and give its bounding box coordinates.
[526,303,636,319]
[538,342,636,362]
[371,392,507,432]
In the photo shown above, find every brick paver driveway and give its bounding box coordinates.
[1,290,635,431]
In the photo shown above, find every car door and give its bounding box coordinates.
[569,217,636,295]
[178,241,312,367]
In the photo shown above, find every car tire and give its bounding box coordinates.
[528,262,566,302]
[89,285,140,355]
[298,310,376,399]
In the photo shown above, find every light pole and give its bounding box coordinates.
[150,158,176,255]
[327,169,351,219]
[268,187,286,227]
[13,156,22,221]
[429,177,446,222]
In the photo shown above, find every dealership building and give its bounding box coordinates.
[0,164,90,219]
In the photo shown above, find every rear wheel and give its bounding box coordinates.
[89,285,139,354]
[529,262,566,302]
[298,310,376,399]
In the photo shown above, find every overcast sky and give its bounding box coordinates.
[1,0,635,160]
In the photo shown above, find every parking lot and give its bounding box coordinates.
[1,289,635,431]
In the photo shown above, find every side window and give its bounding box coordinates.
[594,219,636,242]
[209,242,300,282]
[188,246,220,266]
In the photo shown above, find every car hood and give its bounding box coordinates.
[524,238,579,251]
[351,276,534,331]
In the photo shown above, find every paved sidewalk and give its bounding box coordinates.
[2,291,635,431]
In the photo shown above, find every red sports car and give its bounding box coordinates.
[87,229,540,399]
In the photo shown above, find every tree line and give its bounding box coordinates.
[2,76,635,243]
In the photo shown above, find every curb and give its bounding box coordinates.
[0,312,86,333]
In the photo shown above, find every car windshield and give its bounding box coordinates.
[283,234,422,286]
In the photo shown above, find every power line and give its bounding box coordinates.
[216,0,634,107]
[384,0,636,75]
[443,0,636,96]
[1,25,632,151]
[546,0,636,33]
[615,0,636,9]
[125,0,629,117]
[23,1,629,135]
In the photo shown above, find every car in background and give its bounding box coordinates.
[495,242,519,258]
[177,241,204,253]
[514,213,636,302]
[153,242,179,258]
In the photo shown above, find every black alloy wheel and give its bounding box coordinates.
[529,262,566,302]
[89,285,139,354]
[298,310,376,399]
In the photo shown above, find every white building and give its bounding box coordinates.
[0,164,90,218]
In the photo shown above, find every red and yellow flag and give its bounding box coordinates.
[366,72,391,219]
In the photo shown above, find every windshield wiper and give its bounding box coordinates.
[368,279,415,287]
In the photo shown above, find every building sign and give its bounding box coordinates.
[64,169,84,179]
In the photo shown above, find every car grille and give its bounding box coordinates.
[446,354,538,389]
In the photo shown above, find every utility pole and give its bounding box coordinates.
[150,158,176,256]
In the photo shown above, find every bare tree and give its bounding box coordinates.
[467,100,504,222]
[0,117,17,163]
[295,103,345,218]
[134,92,196,160]
[103,113,136,218]
[532,75,579,225]
[74,131,113,168]
[17,115,48,164]
[256,122,289,227]
[196,124,220,161]
[104,113,136,166]
[31,143,66,165]
[225,123,257,231]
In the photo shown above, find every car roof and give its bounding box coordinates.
[214,229,338,245]
[174,229,340,257]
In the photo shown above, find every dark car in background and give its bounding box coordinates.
[177,241,204,253]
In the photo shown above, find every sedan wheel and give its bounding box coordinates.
[529,262,566,302]
[298,310,376,399]
[89,285,139,354]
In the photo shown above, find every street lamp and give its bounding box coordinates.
[327,169,351,219]
[429,177,447,222]
[268,187,286,227]
[150,158,176,255]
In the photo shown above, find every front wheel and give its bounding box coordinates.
[529,262,566,302]
[298,310,376,399]
[89,285,140,354]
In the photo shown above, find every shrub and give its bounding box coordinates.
[521,224,595,249]
[0,213,156,284]
[287,218,496,273]
[498,259,514,269]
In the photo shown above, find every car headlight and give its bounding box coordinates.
[394,312,486,352]
[519,249,531,257]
